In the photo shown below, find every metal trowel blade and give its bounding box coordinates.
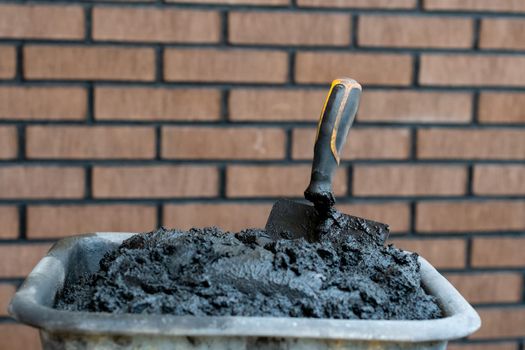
[265,199,321,242]
[265,199,390,244]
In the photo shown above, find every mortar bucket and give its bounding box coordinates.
[9,232,481,350]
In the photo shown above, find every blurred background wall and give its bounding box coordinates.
[0,0,524,349]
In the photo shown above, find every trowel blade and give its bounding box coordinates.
[265,199,390,244]
[265,199,321,241]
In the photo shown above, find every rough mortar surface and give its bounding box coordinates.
[56,222,441,320]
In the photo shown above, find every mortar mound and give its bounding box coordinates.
[56,225,441,320]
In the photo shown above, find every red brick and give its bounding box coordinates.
[445,273,522,304]
[0,126,17,159]
[0,4,84,39]
[166,0,287,4]
[24,45,155,81]
[388,238,466,269]
[337,202,410,233]
[95,87,220,121]
[292,128,411,160]
[359,16,472,48]
[296,52,412,85]
[164,203,271,232]
[93,166,218,198]
[353,165,467,196]
[424,0,525,13]
[479,92,525,124]
[480,19,525,50]
[418,129,525,160]
[26,126,155,159]
[472,308,525,339]
[162,127,286,160]
[472,237,525,268]
[93,7,220,43]
[0,46,16,79]
[27,205,157,238]
[473,165,525,195]
[0,243,51,277]
[0,206,19,239]
[164,49,288,83]
[241,89,467,125]
[420,54,525,87]
[229,12,350,46]
[359,91,472,123]
[448,343,517,350]
[226,165,347,197]
[0,166,84,199]
[0,86,86,120]
[417,201,525,233]
[298,0,416,9]
[229,89,325,121]
[0,324,41,350]
[0,284,16,315]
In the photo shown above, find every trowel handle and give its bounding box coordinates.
[304,78,361,209]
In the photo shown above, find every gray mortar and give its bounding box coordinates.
[55,218,442,320]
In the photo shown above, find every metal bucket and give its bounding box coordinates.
[9,232,481,349]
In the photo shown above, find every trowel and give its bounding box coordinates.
[265,78,390,245]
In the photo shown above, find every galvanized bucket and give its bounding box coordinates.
[9,232,481,350]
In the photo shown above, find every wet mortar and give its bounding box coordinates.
[56,210,442,320]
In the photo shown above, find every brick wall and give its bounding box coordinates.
[0,0,524,349]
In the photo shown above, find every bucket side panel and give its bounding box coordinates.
[41,331,447,350]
